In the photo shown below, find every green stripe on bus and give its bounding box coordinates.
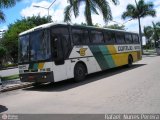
[29,63,38,70]
[89,45,109,70]
[98,46,111,69]
[33,63,38,70]
[99,46,116,68]
[105,46,116,68]
[104,55,116,68]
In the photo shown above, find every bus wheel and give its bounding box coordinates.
[127,55,133,67]
[74,63,86,82]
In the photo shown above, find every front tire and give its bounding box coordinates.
[74,63,86,82]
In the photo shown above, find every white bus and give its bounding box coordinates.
[18,23,142,83]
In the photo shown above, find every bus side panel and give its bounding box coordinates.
[65,57,102,80]
[52,62,68,82]
[89,44,142,70]
[66,46,101,80]
[63,44,142,82]
[89,45,116,70]
[111,51,139,67]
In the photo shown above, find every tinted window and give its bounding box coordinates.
[90,30,104,43]
[132,34,139,44]
[51,27,70,58]
[116,32,125,44]
[19,35,29,63]
[125,34,133,44]
[30,30,51,61]
[104,31,116,44]
[72,28,89,44]
[51,27,69,40]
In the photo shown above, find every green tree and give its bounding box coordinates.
[0,46,6,67]
[0,0,21,22]
[144,26,153,40]
[143,22,160,49]
[81,22,87,26]
[122,0,156,50]
[64,0,119,26]
[143,26,153,49]
[1,15,52,63]
[104,24,125,30]
[152,22,160,42]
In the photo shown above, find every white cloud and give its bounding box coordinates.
[0,26,8,30]
[21,1,52,17]
[20,0,160,33]
[20,0,69,22]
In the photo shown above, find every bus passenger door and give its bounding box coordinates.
[50,27,71,82]
[51,35,68,82]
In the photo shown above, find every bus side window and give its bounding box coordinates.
[72,28,89,45]
[104,31,116,44]
[125,34,133,44]
[90,30,104,44]
[116,32,125,44]
[72,29,83,44]
[83,29,90,44]
[132,34,140,44]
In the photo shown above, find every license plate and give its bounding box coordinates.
[28,76,35,80]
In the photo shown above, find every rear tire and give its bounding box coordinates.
[127,55,133,67]
[74,63,86,82]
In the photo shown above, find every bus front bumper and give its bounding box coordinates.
[19,72,54,83]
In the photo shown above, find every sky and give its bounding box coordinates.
[0,0,160,33]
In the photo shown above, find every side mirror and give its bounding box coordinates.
[54,36,64,65]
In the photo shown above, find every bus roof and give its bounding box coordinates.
[19,22,61,36]
[19,22,138,36]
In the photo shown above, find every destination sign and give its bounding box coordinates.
[115,45,141,53]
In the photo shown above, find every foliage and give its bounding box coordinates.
[1,15,52,63]
[80,22,101,27]
[81,22,87,26]
[144,26,153,40]
[122,0,156,20]
[1,74,19,81]
[80,22,124,30]
[64,0,119,26]
[152,22,160,41]
[143,22,160,48]
[104,24,125,30]
[94,23,101,28]
[0,46,6,65]
[0,0,21,22]
[3,63,17,67]
[122,0,156,48]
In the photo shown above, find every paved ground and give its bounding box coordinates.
[0,55,160,114]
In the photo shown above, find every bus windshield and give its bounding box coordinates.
[19,30,51,63]
[19,35,29,63]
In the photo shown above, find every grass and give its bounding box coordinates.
[1,74,19,81]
